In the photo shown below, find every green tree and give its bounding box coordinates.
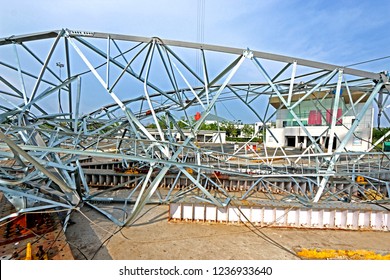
[146,123,157,129]
[222,122,237,137]
[207,122,219,130]
[145,115,170,129]
[177,117,189,128]
[198,122,220,131]
[372,127,390,143]
[242,124,254,137]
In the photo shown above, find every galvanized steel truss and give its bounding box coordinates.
[0,29,389,227]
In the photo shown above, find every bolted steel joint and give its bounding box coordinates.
[243,49,253,59]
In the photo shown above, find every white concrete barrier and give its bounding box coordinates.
[169,202,390,231]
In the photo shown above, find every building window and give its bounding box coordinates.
[353,136,362,145]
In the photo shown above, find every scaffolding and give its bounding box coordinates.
[0,29,389,228]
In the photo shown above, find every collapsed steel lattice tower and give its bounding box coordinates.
[0,29,389,227]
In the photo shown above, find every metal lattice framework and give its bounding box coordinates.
[0,29,389,227]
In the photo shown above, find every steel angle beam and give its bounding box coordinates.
[0,29,380,79]
[0,29,389,229]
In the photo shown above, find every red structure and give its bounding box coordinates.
[326,108,342,125]
[308,110,322,125]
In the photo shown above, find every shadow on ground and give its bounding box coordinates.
[65,208,113,260]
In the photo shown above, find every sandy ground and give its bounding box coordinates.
[65,204,390,260]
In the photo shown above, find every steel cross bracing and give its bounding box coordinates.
[0,29,389,227]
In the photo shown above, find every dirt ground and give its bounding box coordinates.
[64,204,390,260]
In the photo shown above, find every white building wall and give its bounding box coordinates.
[254,121,272,135]
[181,131,226,144]
[266,103,373,151]
[265,128,285,148]
[212,132,226,143]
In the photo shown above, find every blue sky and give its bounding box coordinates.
[1,0,390,124]
[2,0,389,70]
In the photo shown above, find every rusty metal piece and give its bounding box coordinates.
[0,195,74,260]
